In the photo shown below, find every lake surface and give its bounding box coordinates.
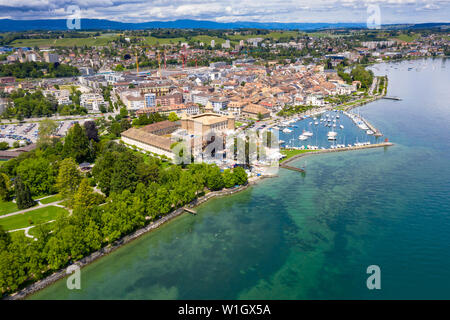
[31,58,450,299]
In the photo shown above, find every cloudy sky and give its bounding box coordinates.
[0,0,449,23]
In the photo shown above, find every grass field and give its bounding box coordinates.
[393,33,420,43]
[39,194,62,204]
[11,34,119,47]
[0,205,68,231]
[280,149,315,162]
[0,201,19,216]
[140,36,187,45]
[192,35,229,45]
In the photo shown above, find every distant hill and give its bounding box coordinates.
[0,19,366,32]
[0,19,448,32]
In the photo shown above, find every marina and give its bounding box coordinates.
[276,109,385,150]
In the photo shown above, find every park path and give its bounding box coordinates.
[8,220,56,240]
[0,198,63,219]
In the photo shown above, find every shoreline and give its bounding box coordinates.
[5,179,265,300]
[7,142,394,300]
[4,68,392,300]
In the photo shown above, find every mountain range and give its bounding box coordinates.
[0,19,448,32]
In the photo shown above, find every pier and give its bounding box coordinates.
[184,207,197,215]
[280,142,394,171]
[280,163,305,173]
[363,119,383,137]
[382,96,402,101]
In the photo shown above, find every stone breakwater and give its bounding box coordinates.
[281,142,394,167]
[5,183,257,300]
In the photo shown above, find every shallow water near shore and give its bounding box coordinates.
[31,58,450,299]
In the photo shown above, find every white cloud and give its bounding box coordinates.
[0,0,448,23]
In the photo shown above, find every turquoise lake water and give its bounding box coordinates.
[31,58,450,299]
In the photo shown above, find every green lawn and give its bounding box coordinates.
[0,206,68,231]
[280,149,315,162]
[191,35,232,46]
[393,33,420,43]
[11,34,118,48]
[140,36,187,45]
[39,194,62,204]
[0,201,19,216]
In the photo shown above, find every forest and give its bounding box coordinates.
[0,62,79,78]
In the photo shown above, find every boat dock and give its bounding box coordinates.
[382,96,402,101]
[184,208,197,215]
[280,163,305,173]
[364,119,383,137]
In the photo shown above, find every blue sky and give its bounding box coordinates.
[0,0,449,23]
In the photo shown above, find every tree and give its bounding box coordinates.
[92,145,143,195]
[56,158,81,205]
[16,156,57,196]
[232,166,248,185]
[0,173,11,201]
[14,175,36,210]
[168,112,179,122]
[222,169,235,188]
[119,107,128,119]
[63,123,92,163]
[120,118,131,132]
[72,178,103,211]
[0,142,9,150]
[205,165,224,191]
[109,121,122,137]
[350,65,374,89]
[257,112,264,121]
[37,119,58,147]
[83,121,99,142]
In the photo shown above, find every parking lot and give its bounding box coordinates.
[0,119,91,148]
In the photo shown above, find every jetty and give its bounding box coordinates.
[363,119,383,137]
[280,142,394,171]
[280,163,305,173]
[382,96,402,101]
[184,208,197,215]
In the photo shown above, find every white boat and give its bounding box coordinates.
[340,125,344,129]
[303,130,313,137]
[298,135,308,141]
[282,128,292,133]
[366,130,374,135]
[327,131,337,137]
[314,121,319,125]
[333,124,336,128]
[327,136,336,141]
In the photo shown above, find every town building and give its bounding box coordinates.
[241,104,271,119]
[121,128,175,160]
[144,93,156,108]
